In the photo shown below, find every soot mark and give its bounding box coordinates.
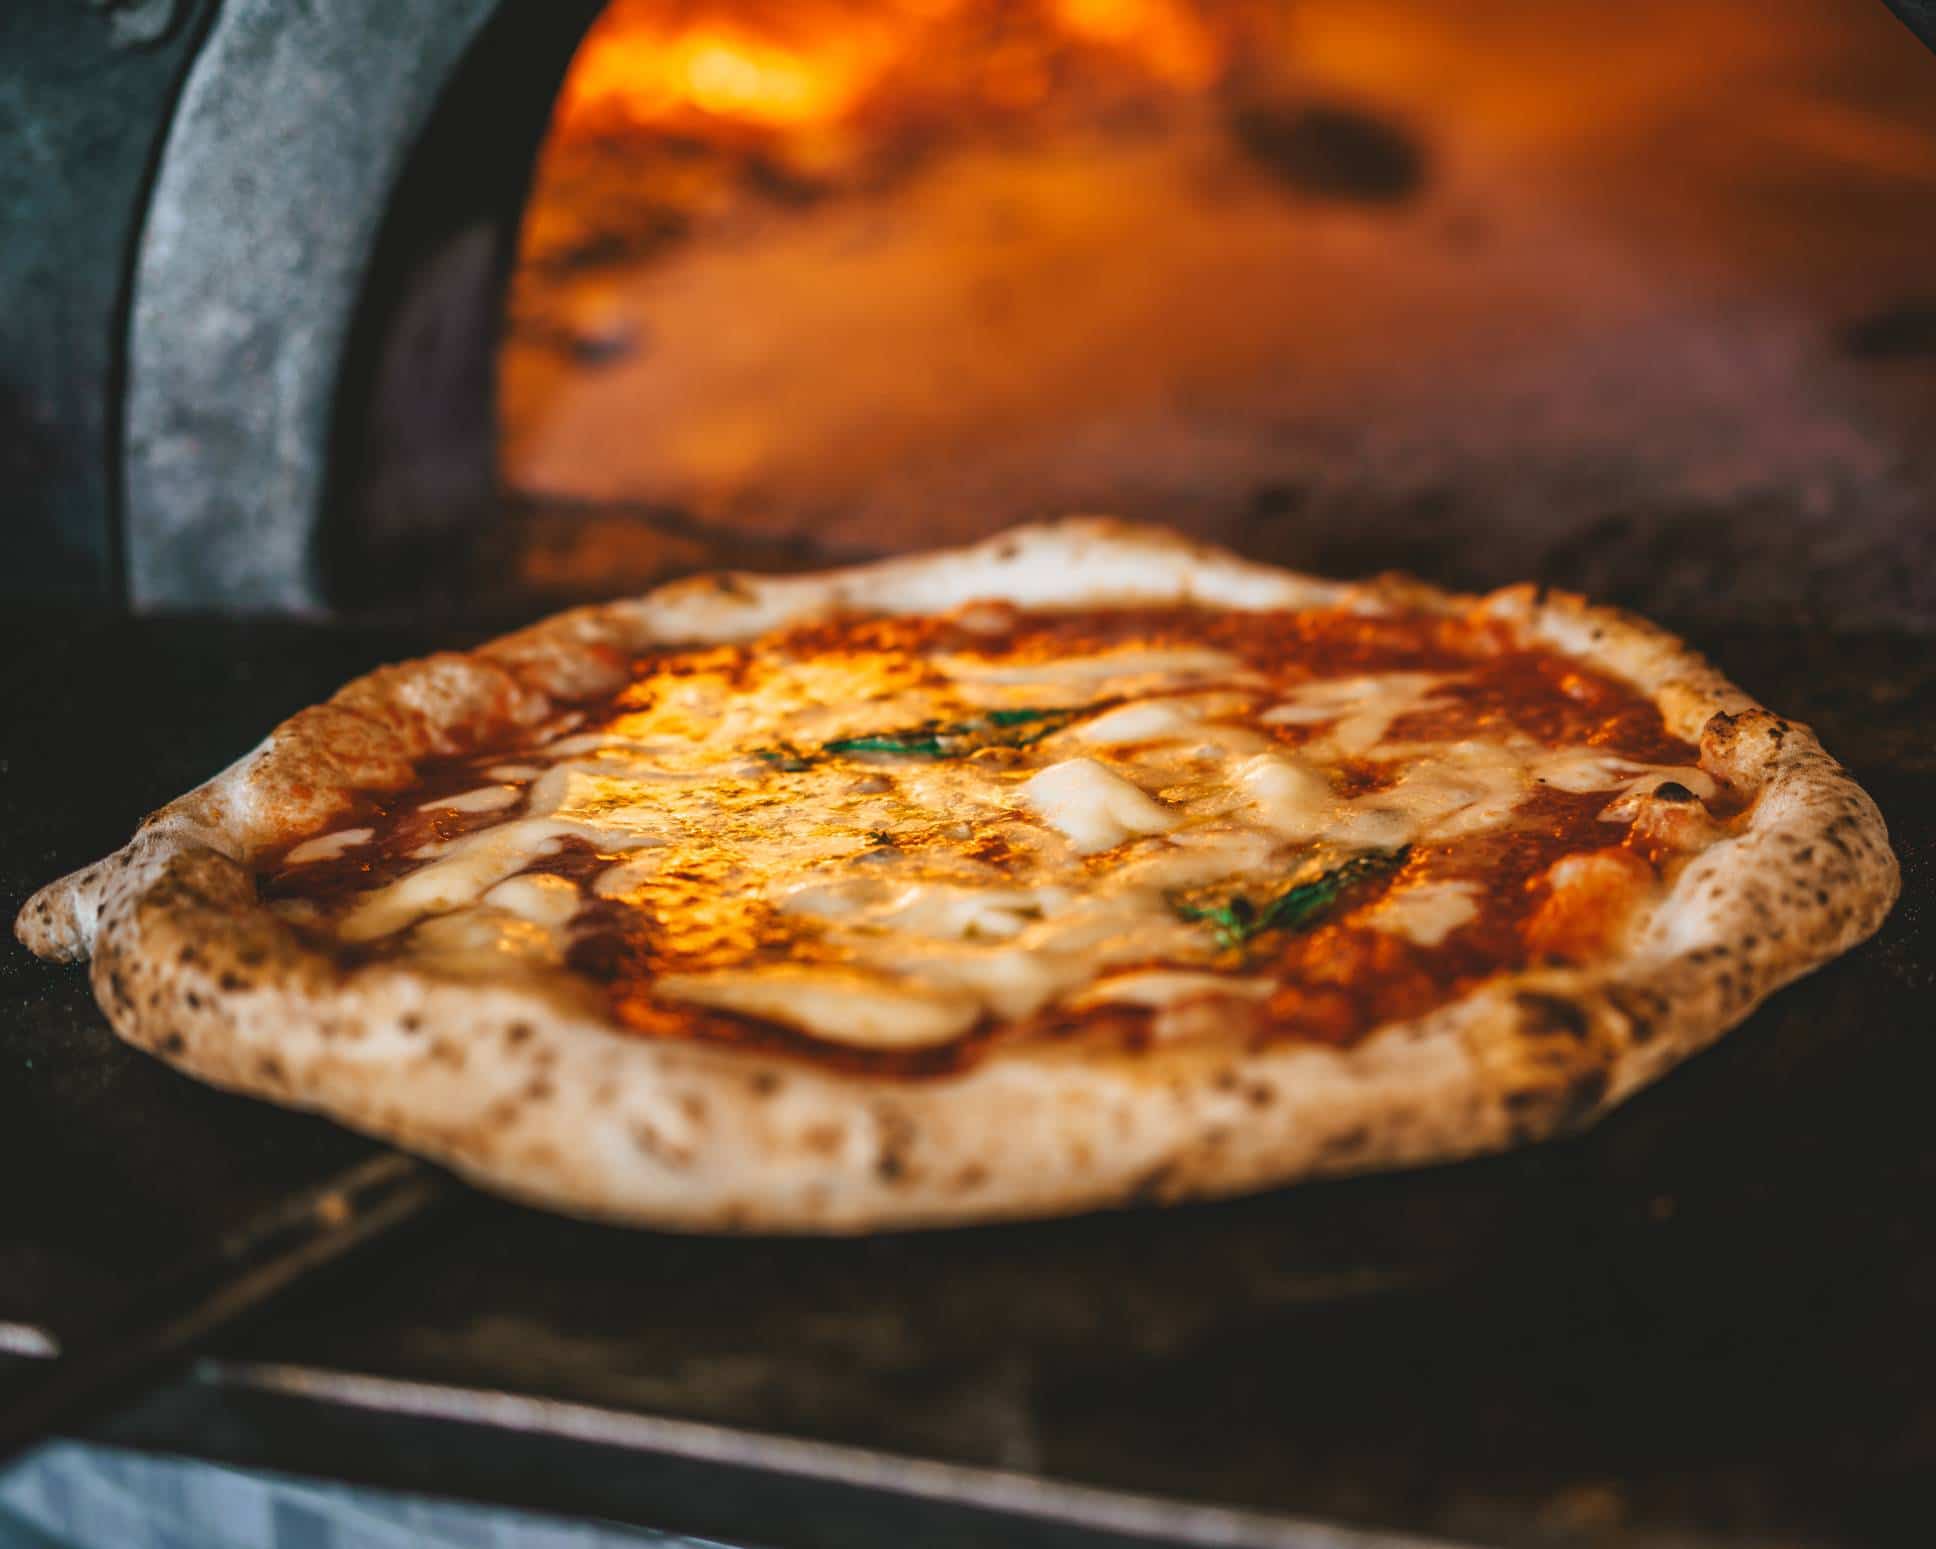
[1232,103,1427,205]
[1839,299,1936,361]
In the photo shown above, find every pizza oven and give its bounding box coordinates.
[6,7,1936,1549]
[9,0,1936,631]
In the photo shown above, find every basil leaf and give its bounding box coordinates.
[822,704,1090,760]
[1176,848,1408,950]
[753,743,815,772]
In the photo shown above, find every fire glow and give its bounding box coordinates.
[496,0,1936,608]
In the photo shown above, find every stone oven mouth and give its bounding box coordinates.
[116,0,1936,636]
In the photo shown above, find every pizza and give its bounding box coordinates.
[15,521,1898,1231]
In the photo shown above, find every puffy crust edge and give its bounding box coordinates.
[14,519,1901,1231]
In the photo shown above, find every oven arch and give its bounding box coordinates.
[123,0,599,609]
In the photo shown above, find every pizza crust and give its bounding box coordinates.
[15,520,1900,1231]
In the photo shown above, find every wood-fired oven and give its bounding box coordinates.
[8,0,1936,634]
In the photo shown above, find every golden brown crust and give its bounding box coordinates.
[15,519,1900,1231]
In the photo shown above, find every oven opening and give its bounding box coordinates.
[495,0,1392,607]
[325,0,1936,630]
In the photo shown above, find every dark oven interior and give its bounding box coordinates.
[346,0,1936,630]
[396,0,1936,637]
[41,0,1933,633]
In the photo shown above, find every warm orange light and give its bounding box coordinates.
[1052,0,1220,86]
[549,0,1238,138]
[557,25,878,131]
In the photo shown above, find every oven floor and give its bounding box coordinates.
[2,608,1931,1549]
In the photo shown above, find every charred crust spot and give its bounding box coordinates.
[428,1038,466,1069]
[523,1077,555,1102]
[256,1055,286,1083]
[1515,992,1590,1041]
[874,1109,917,1183]
[1557,1068,1611,1130]
[954,1163,990,1191]
[1321,1124,1370,1157]
[505,1021,534,1046]
[677,1092,708,1123]
[1127,1162,1179,1205]
[107,971,131,1011]
[156,1032,186,1056]
[484,1097,520,1128]
[177,946,199,965]
[1212,1068,1242,1094]
[1605,986,1661,1044]
[1504,1086,1564,1141]
[750,1071,783,1098]
[1652,781,1697,802]
[630,1120,693,1168]
[217,973,248,993]
[399,1014,423,1035]
[802,1122,846,1158]
[183,990,203,1011]
[1246,1082,1277,1109]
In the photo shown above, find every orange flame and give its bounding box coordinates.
[550,0,1231,137]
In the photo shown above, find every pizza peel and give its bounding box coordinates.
[0,1150,457,1465]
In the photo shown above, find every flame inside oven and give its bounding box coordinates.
[497,0,1323,593]
[492,0,1936,618]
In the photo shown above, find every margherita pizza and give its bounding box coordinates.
[16,522,1898,1230]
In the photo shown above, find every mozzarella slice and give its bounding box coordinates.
[418,786,520,815]
[1071,971,1277,1009]
[1015,758,1180,854]
[1072,700,1204,745]
[1366,882,1479,946]
[653,967,982,1049]
[283,827,373,866]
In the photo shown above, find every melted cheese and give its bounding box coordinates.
[1366,882,1479,946]
[653,967,980,1049]
[1233,754,1336,838]
[337,815,661,942]
[1072,699,1204,745]
[1015,758,1180,853]
[283,827,373,866]
[1533,750,1719,801]
[301,639,1707,1049]
[1072,971,1276,1009]
[1263,673,1450,755]
[419,786,520,815]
